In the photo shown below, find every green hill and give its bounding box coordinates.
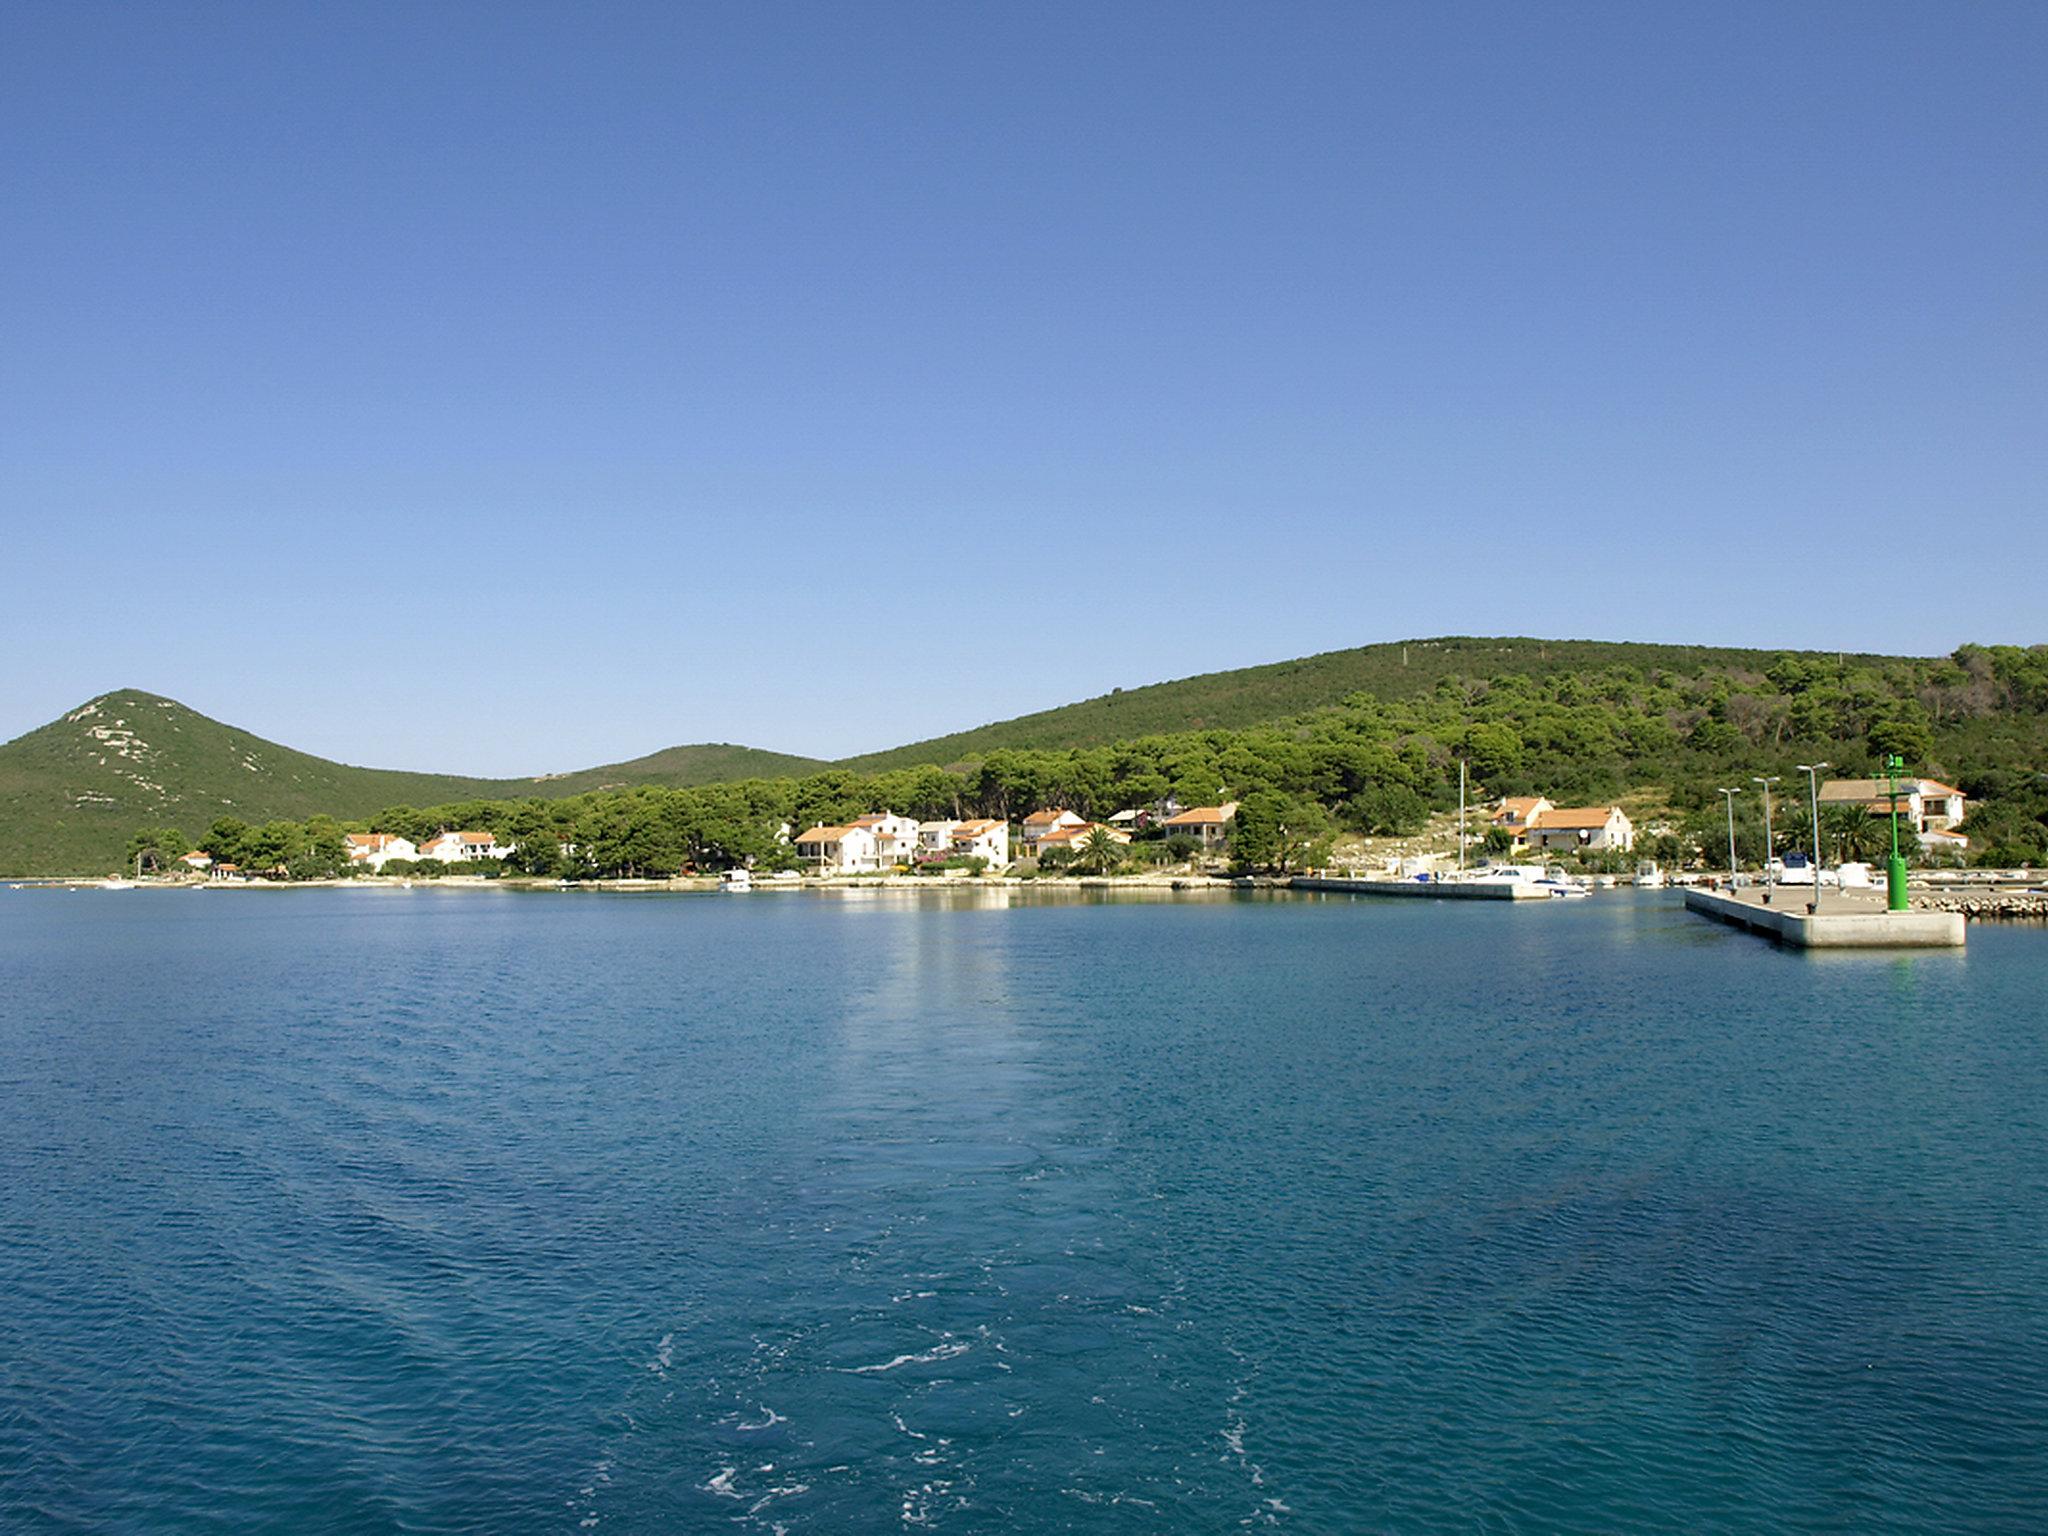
[0,691,822,875]
[518,742,826,796]
[2,637,2006,874]
[836,636,1907,771]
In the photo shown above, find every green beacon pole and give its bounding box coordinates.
[1886,753,1910,912]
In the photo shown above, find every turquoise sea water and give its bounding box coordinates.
[1,885,2044,1533]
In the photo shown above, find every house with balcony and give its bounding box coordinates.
[949,818,1011,866]
[792,823,882,873]
[847,812,922,863]
[1158,802,1239,850]
[1021,808,1088,855]
[418,830,516,863]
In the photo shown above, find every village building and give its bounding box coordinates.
[178,850,213,872]
[948,818,1010,866]
[1159,802,1240,850]
[1522,805,1635,852]
[1920,826,1971,856]
[917,819,962,856]
[1033,821,1131,858]
[344,832,419,869]
[1819,777,1968,836]
[847,812,922,863]
[1020,808,1088,855]
[417,830,515,863]
[1490,797,1554,843]
[791,823,883,873]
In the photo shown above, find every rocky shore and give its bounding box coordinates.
[1912,890,2048,920]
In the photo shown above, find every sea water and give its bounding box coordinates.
[1,886,2043,1531]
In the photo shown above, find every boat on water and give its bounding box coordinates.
[1442,864,1588,898]
[1634,860,1667,889]
[98,877,137,890]
[719,869,754,893]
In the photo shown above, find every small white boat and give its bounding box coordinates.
[98,878,137,890]
[719,868,754,893]
[1534,865,1591,898]
[1633,860,1667,889]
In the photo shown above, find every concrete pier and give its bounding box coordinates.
[1292,876,1547,900]
[1684,886,1965,948]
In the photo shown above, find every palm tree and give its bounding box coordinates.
[1079,827,1123,876]
[1821,803,1885,862]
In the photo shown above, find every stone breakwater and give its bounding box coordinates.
[1913,891,2048,920]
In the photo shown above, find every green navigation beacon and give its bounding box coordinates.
[1885,752,1910,912]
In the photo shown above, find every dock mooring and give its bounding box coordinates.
[1684,886,1965,948]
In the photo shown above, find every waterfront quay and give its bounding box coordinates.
[1685,885,1966,948]
[1292,875,1547,900]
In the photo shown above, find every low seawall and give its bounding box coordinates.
[1292,876,1543,900]
[1684,888,1965,948]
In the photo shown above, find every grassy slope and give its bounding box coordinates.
[0,691,823,875]
[835,636,1912,771]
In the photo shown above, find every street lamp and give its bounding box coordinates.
[1796,762,1829,914]
[1752,775,1780,898]
[1718,788,1741,887]
[1882,752,1910,912]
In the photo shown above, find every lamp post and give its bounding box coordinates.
[1718,788,1741,887]
[1797,762,1829,914]
[1752,775,1779,899]
[1883,752,1910,912]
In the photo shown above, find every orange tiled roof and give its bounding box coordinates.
[795,824,856,844]
[1529,805,1623,830]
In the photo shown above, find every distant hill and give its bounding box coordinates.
[515,742,827,796]
[835,636,1908,771]
[0,639,1949,873]
[0,690,822,875]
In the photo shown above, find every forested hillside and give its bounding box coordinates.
[0,691,821,875]
[164,643,2048,881]
[837,637,1903,771]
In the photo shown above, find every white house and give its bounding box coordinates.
[1158,802,1239,849]
[1920,826,1971,856]
[344,832,420,869]
[418,830,516,863]
[792,823,883,873]
[1523,806,1634,852]
[1819,777,1967,836]
[950,818,1011,866]
[178,850,213,872]
[1490,797,1553,843]
[1021,808,1087,855]
[917,819,962,856]
[847,812,921,863]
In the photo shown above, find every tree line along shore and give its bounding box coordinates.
[110,646,2048,882]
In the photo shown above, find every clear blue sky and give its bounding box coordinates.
[4,3,2043,773]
